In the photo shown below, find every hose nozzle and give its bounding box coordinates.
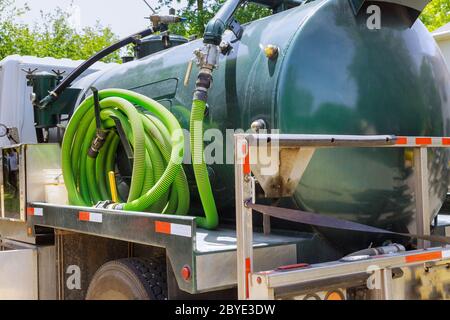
[38,92,57,109]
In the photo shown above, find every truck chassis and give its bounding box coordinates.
[0,133,449,299]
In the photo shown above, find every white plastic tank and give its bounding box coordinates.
[0,55,116,147]
[433,23,450,70]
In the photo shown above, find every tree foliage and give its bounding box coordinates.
[420,0,450,32]
[0,0,449,63]
[158,0,271,38]
[0,0,120,62]
[162,0,450,37]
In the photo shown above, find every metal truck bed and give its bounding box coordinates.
[4,133,450,300]
[26,202,305,294]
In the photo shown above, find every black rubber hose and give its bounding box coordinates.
[39,27,155,107]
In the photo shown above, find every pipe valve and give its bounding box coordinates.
[193,44,220,70]
[192,44,220,101]
[149,14,186,27]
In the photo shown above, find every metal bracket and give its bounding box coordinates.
[110,116,134,161]
[229,18,243,41]
[6,127,19,144]
[51,69,66,82]
[90,87,102,130]
[349,0,431,15]
[348,0,365,14]
[250,144,315,198]
[94,200,115,209]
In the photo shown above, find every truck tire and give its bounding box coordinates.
[85,257,167,300]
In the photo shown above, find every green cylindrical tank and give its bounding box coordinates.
[73,0,450,251]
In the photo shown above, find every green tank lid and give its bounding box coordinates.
[135,34,188,59]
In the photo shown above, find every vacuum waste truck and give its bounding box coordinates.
[0,0,450,300]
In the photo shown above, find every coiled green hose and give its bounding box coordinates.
[63,89,219,228]
[62,89,190,215]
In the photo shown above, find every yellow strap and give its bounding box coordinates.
[108,171,119,203]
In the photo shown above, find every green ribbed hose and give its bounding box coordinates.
[190,99,219,229]
[62,89,190,215]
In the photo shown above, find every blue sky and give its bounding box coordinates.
[14,0,185,38]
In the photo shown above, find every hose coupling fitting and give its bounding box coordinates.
[194,68,214,102]
[88,130,108,158]
[192,44,220,102]
[193,44,220,70]
[94,200,123,210]
[38,92,57,109]
[95,200,114,208]
[114,203,124,210]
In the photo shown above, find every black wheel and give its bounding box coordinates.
[85,257,167,300]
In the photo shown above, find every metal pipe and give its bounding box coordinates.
[203,0,244,45]
[38,27,156,108]
[245,134,397,148]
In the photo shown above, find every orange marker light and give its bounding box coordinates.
[325,291,345,300]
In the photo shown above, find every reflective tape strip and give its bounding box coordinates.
[171,223,192,237]
[243,153,251,175]
[155,221,171,234]
[405,251,442,264]
[240,140,251,175]
[245,257,251,299]
[396,137,408,145]
[79,211,102,223]
[154,221,192,238]
[27,207,43,216]
[416,137,432,145]
[396,136,450,147]
[442,250,450,259]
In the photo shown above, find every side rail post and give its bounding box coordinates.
[235,134,255,300]
[396,137,450,249]
[413,147,430,249]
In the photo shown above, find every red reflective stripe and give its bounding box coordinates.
[405,251,442,263]
[245,258,251,298]
[241,142,247,155]
[27,207,34,216]
[155,221,171,234]
[416,137,432,145]
[79,211,90,221]
[396,137,408,145]
[443,138,450,145]
[243,153,251,175]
